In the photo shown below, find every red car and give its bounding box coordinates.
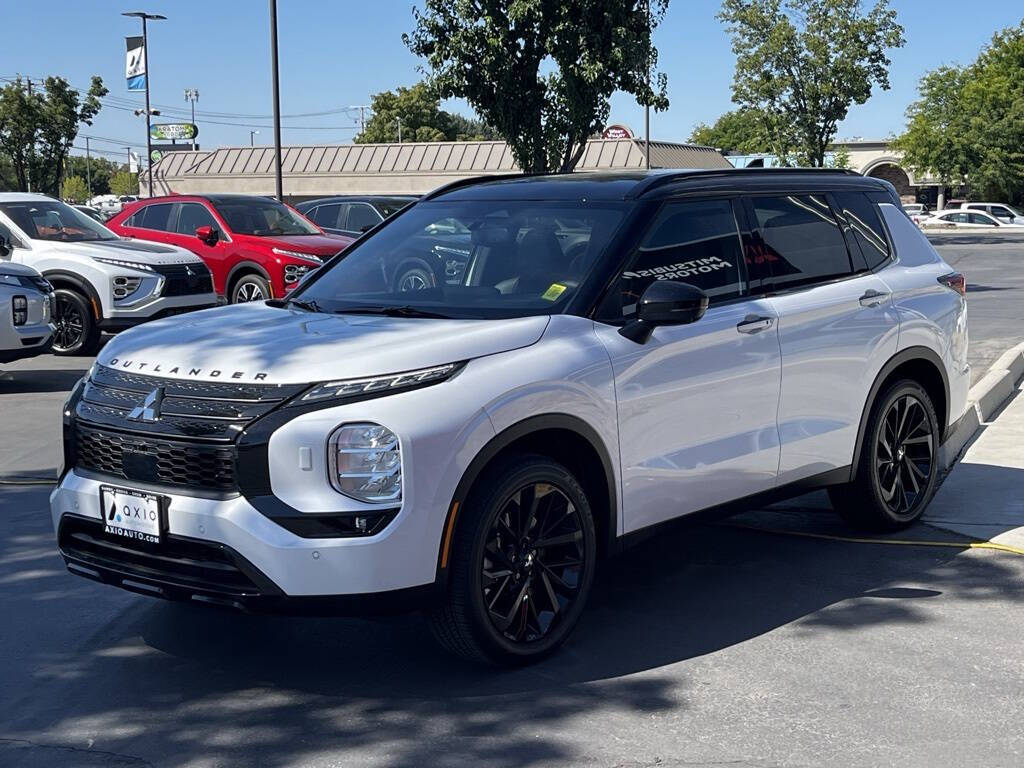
[107,194,354,303]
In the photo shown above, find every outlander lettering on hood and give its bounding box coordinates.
[107,357,269,381]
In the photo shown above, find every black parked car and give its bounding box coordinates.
[295,196,417,238]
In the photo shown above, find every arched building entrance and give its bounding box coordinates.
[864,161,913,200]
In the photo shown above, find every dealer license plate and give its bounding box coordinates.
[100,486,163,543]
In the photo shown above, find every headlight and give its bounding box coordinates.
[92,256,154,272]
[12,295,27,326]
[272,247,322,263]
[329,423,402,503]
[297,362,462,404]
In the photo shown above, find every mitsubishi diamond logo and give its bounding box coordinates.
[128,388,164,422]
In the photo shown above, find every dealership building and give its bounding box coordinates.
[148,138,732,201]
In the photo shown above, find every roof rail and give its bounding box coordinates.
[627,166,863,199]
[421,173,537,200]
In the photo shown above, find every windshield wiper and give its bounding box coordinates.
[334,305,451,319]
[287,298,323,313]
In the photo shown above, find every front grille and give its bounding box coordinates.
[71,365,307,492]
[152,262,214,297]
[75,424,237,490]
[58,515,275,599]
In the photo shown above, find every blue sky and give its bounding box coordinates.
[1,1,1020,164]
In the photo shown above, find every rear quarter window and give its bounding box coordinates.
[833,191,891,270]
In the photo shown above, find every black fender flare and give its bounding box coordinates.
[435,414,619,581]
[42,270,103,319]
[226,260,273,294]
[850,345,950,479]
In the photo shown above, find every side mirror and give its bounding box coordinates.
[195,225,218,244]
[0,237,10,259]
[619,280,709,344]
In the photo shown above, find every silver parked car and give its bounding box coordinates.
[0,255,53,365]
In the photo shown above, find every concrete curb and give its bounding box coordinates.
[939,340,1024,470]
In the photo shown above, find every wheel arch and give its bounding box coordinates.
[851,346,950,479]
[225,261,273,298]
[42,270,102,319]
[436,414,618,582]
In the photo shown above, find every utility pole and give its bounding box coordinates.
[25,77,33,193]
[85,136,92,201]
[123,11,166,197]
[184,88,199,150]
[645,0,651,170]
[269,0,284,201]
[351,105,370,134]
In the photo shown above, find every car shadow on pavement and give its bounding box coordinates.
[0,367,87,394]
[3,481,1024,767]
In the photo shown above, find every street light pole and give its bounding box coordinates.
[269,0,283,201]
[645,0,651,170]
[85,136,92,201]
[250,130,260,147]
[184,88,199,150]
[123,11,166,197]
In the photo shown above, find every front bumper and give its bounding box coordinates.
[51,469,441,612]
[0,321,52,363]
[99,295,218,331]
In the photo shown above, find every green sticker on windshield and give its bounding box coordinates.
[542,283,567,301]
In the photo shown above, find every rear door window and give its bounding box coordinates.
[968,213,996,226]
[750,195,853,290]
[133,203,174,232]
[174,203,218,235]
[600,198,746,319]
[345,203,383,234]
[832,192,891,270]
[310,203,342,229]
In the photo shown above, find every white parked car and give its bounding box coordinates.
[0,194,217,355]
[920,209,1024,230]
[958,202,1024,225]
[0,258,53,365]
[52,170,970,664]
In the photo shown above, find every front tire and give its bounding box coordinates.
[231,274,271,304]
[426,454,597,665]
[51,289,100,356]
[829,379,940,531]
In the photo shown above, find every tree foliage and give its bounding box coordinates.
[0,75,107,195]
[405,0,670,173]
[110,170,139,197]
[689,109,771,153]
[354,81,498,144]
[61,175,89,203]
[64,155,123,198]
[718,0,904,167]
[896,21,1024,203]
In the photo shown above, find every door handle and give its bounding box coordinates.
[736,314,775,334]
[859,289,890,308]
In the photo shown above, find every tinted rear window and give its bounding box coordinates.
[833,192,890,270]
[132,203,173,231]
[751,195,852,289]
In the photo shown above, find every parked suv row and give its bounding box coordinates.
[52,169,969,665]
[108,195,353,304]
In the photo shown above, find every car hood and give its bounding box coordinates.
[96,302,550,385]
[0,261,44,278]
[243,233,354,256]
[46,238,204,265]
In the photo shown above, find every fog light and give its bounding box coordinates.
[12,295,27,326]
[328,423,401,503]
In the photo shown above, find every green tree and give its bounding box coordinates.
[689,109,772,153]
[0,75,107,195]
[61,175,88,203]
[405,0,670,173]
[65,155,121,197]
[355,81,499,144]
[110,170,139,197]
[717,0,904,167]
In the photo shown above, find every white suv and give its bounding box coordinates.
[0,259,53,365]
[51,170,970,664]
[0,194,217,355]
[958,202,1024,225]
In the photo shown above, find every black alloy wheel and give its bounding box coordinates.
[426,454,597,665]
[51,289,99,356]
[481,481,586,644]
[829,379,939,531]
[875,394,935,519]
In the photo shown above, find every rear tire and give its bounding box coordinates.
[231,274,271,304]
[426,454,597,665]
[829,379,940,531]
[51,288,100,356]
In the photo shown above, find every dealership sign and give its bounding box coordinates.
[125,36,146,91]
[150,123,199,141]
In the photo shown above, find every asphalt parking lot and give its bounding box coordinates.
[1,235,1023,767]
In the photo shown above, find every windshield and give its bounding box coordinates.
[0,200,119,242]
[212,199,320,236]
[294,199,628,319]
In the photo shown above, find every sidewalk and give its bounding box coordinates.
[923,379,1024,550]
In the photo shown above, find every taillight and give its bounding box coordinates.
[938,272,966,296]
